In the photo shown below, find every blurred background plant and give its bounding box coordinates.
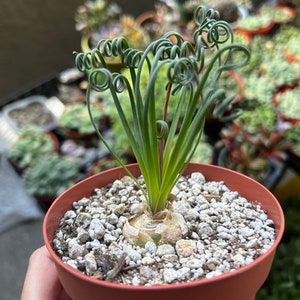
[76,0,150,52]
[22,154,81,199]
[7,126,58,170]
[59,102,104,135]
[75,0,121,34]
[217,101,288,186]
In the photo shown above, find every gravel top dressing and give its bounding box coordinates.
[53,172,275,286]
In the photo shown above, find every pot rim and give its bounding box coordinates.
[43,162,284,291]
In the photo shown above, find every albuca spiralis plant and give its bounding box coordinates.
[75,6,250,245]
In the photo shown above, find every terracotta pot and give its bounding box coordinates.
[43,163,284,300]
[47,132,60,152]
[136,11,160,41]
[136,11,157,26]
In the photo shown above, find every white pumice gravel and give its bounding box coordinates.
[53,173,276,286]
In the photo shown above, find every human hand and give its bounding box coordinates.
[21,245,71,300]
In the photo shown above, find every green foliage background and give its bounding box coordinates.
[256,196,300,300]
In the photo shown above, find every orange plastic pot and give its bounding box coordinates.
[43,163,284,300]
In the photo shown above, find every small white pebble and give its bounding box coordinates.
[163,268,178,283]
[156,244,175,257]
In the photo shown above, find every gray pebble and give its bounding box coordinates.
[77,227,89,243]
[75,212,92,228]
[156,244,175,257]
[88,218,105,240]
[68,238,85,259]
[84,253,97,275]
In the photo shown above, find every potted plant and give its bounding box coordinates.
[43,6,284,300]
[136,1,194,43]
[259,5,296,25]
[275,25,300,63]
[235,14,274,36]
[76,0,150,71]
[58,102,105,145]
[217,102,288,189]
[260,52,300,88]
[283,40,300,64]
[7,125,59,173]
[273,86,300,124]
[22,154,81,209]
[243,73,276,103]
[285,123,300,157]
[75,0,121,36]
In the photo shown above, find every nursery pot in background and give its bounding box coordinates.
[43,163,284,300]
[217,147,285,191]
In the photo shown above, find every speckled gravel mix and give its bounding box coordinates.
[53,172,276,286]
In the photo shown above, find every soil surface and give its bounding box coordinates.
[53,172,275,285]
